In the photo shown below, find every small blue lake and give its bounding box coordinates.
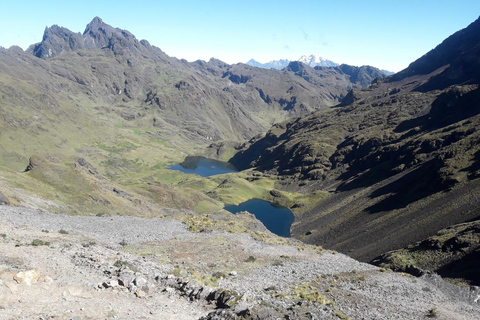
[224,199,294,237]
[168,156,238,177]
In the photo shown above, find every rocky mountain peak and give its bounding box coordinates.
[285,61,309,73]
[28,17,148,59]
[85,16,104,29]
[83,16,138,51]
[31,24,84,58]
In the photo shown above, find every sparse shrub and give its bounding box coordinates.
[195,273,219,286]
[31,239,50,246]
[41,229,49,233]
[58,229,69,234]
[0,233,6,239]
[428,308,438,318]
[172,266,182,277]
[292,283,334,305]
[212,271,227,279]
[334,311,350,320]
[244,255,256,263]
[119,239,128,247]
[82,241,96,247]
[106,310,117,318]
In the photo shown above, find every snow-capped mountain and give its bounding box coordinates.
[298,54,338,67]
[247,54,338,70]
[246,59,290,70]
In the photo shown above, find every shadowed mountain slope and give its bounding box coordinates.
[230,16,480,263]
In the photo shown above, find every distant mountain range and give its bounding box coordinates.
[247,54,394,75]
[247,54,338,70]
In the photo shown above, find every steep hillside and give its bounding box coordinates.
[230,16,480,262]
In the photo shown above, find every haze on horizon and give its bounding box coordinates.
[1,0,479,72]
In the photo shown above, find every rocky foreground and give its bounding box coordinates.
[0,205,479,320]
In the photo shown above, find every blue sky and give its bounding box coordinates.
[1,0,479,72]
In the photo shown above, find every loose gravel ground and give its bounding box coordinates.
[0,206,194,246]
[1,205,479,320]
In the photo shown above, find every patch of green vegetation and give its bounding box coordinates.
[172,266,183,277]
[58,229,69,234]
[335,311,351,320]
[208,174,275,205]
[98,141,137,154]
[82,241,96,247]
[191,270,225,287]
[291,283,334,305]
[244,255,256,263]
[31,239,50,246]
[193,200,222,213]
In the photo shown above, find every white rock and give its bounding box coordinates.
[134,277,147,289]
[13,269,41,286]
[109,279,119,288]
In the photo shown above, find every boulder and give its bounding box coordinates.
[117,269,135,287]
[13,269,41,286]
[133,276,148,290]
